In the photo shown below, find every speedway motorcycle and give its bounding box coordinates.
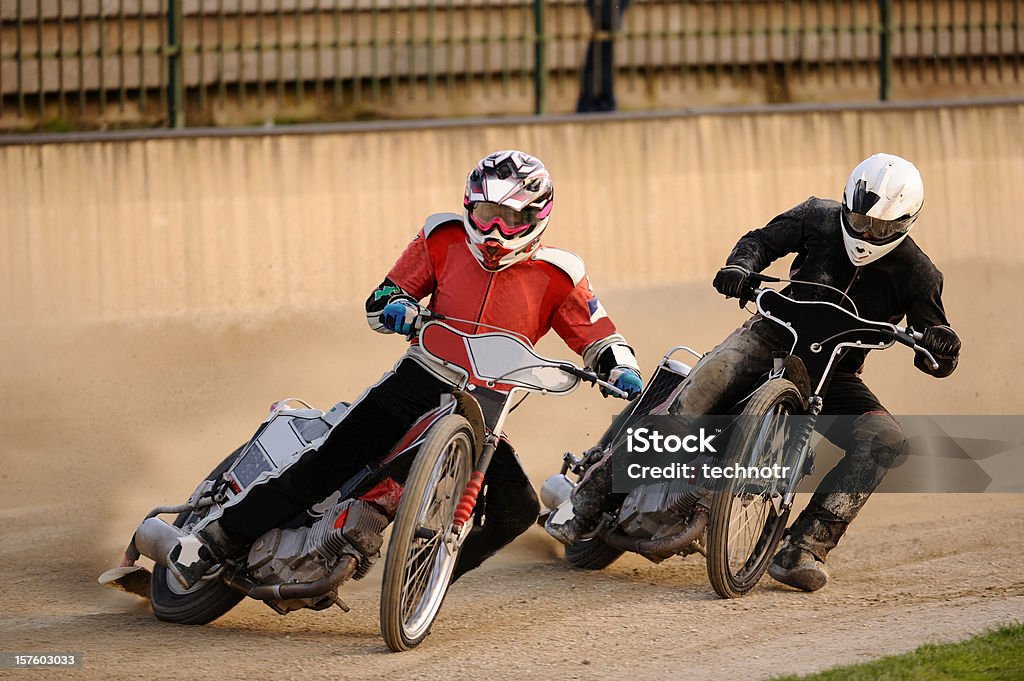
[100,311,626,651]
[541,274,941,598]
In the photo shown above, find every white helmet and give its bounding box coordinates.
[463,150,554,271]
[841,153,924,266]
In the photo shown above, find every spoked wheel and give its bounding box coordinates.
[706,379,803,598]
[380,414,474,651]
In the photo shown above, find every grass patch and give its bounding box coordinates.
[773,623,1024,681]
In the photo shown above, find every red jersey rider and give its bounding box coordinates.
[167,150,643,589]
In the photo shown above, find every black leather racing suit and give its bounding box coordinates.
[573,197,959,562]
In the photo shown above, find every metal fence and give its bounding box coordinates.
[1,1,1022,129]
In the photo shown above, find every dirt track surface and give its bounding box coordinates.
[2,265,1023,680]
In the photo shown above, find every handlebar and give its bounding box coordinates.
[747,272,782,284]
[744,273,939,371]
[557,363,632,400]
[891,327,938,370]
[414,308,447,328]
[415,310,635,400]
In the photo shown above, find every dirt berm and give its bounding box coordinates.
[1,265,1022,680]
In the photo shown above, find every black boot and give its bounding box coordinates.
[768,500,851,592]
[165,519,246,590]
[545,453,615,546]
[546,512,599,546]
[768,537,829,591]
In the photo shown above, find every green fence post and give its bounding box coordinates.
[534,0,546,115]
[878,0,892,100]
[168,0,184,127]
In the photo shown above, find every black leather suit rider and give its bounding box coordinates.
[569,197,960,567]
[724,196,956,378]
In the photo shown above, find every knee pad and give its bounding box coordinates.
[852,412,905,469]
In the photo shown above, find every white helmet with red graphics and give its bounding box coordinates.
[463,150,554,271]
[841,153,924,266]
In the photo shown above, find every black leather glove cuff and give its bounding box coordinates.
[713,265,751,299]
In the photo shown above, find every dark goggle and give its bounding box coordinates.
[468,202,538,238]
[842,206,918,244]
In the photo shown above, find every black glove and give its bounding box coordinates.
[920,325,961,359]
[713,266,755,306]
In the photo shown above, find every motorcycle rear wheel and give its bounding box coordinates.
[565,538,624,570]
[150,446,246,625]
[706,379,800,598]
[380,414,474,651]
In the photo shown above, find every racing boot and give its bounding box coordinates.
[165,519,247,590]
[545,510,599,547]
[545,453,615,546]
[769,490,867,592]
[768,537,829,592]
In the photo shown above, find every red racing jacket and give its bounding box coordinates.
[365,213,639,382]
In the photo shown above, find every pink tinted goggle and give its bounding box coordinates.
[468,202,548,239]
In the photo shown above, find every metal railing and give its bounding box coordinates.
[1,1,1021,129]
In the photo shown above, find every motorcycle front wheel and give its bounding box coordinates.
[150,446,246,625]
[706,379,801,598]
[379,414,474,651]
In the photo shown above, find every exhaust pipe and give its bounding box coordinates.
[133,516,359,603]
[601,504,710,563]
[132,517,188,568]
[540,474,575,510]
[135,516,360,602]
[100,513,200,597]
[223,554,358,601]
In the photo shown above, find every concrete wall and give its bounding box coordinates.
[2,100,1022,324]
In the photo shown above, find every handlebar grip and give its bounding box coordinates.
[558,363,596,384]
[558,363,630,399]
[412,309,446,333]
[909,327,937,368]
[894,326,925,344]
[892,329,939,370]
[892,330,918,348]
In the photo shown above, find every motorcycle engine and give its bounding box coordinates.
[619,480,703,540]
[244,499,388,614]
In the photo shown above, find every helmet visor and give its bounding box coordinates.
[842,206,918,245]
[468,202,538,239]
